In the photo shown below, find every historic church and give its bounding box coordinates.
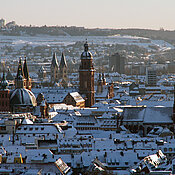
[50,52,68,86]
[0,58,37,113]
[0,41,96,114]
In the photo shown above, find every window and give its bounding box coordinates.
[164,148,167,152]
[169,148,172,152]
[125,162,128,165]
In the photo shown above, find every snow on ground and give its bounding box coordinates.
[0,35,174,51]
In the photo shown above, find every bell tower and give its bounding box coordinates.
[51,52,59,83]
[0,63,10,112]
[79,41,95,107]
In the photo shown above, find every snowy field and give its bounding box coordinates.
[0,34,174,52]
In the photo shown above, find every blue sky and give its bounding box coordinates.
[1,0,175,29]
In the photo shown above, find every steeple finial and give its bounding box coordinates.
[84,39,89,52]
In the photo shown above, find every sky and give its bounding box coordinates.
[1,0,175,30]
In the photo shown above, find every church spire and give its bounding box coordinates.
[15,58,24,89]
[59,52,67,68]
[51,52,59,83]
[51,52,59,68]
[16,57,24,80]
[23,57,29,80]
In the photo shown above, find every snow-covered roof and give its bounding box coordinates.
[69,92,85,103]
[16,124,63,134]
[122,106,173,124]
[22,118,33,124]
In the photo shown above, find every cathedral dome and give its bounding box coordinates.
[10,88,37,106]
[81,41,93,59]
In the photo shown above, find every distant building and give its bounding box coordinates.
[146,66,157,86]
[79,41,95,107]
[59,52,68,86]
[122,106,173,136]
[109,53,125,74]
[50,52,59,83]
[0,18,5,28]
[6,21,16,28]
[38,66,46,81]
[63,92,85,108]
[97,73,103,94]
[6,67,14,81]
[59,52,67,80]
[0,66,10,112]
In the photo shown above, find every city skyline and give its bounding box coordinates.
[1,0,175,30]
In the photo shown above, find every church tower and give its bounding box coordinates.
[0,63,10,112]
[97,73,103,94]
[79,41,95,107]
[50,52,59,83]
[59,52,68,83]
[15,58,24,89]
[23,58,32,90]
